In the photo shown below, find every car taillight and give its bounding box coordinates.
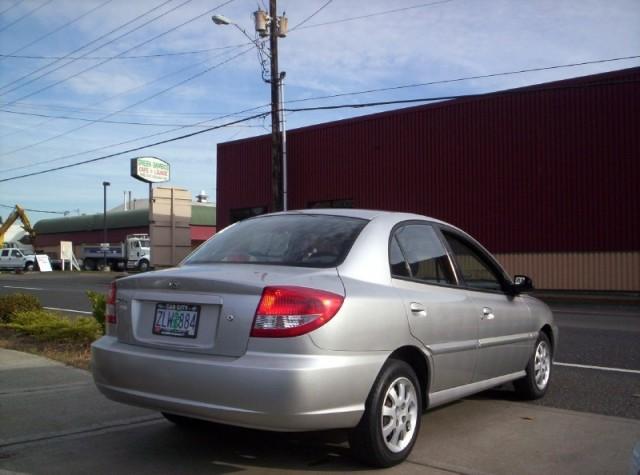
[106,281,117,325]
[251,286,344,338]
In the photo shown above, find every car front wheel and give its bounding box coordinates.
[515,332,552,400]
[349,358,422,467]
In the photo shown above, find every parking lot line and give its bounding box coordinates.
[555,362,640,375]
[3,285,44,291]
[43,307,92,315]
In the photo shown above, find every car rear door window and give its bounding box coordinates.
[392,224,456,285]
[389,237,411,278]
[443,232,503,292]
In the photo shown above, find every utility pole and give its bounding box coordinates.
[212,4,288,212]
[269,0,282,212]
[102,181,110,270]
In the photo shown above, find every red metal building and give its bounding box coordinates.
[217,68,640,290]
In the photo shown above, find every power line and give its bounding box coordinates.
[0,43,249,61]
[0,0,238,106]
[0,112,271,183]
[289,0,333,31]
[295,0,455,30]
[0,102,271,174]
[2,78,637,184]
[2,58,637,172]
[0,0,26,17]
[0,0,175,93]
[0,203,67,215]
[0,49,227,142]
[0,46,253,159]
[285,55,640,104]
[0,106,266,127]
[0,0,54,34]
[283,78,640,113]
[0,0,113,64]
[6,101,250,118]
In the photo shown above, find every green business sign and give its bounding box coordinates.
[130,157,170,183]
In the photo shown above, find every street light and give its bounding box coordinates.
[212,1,288,212]
[102,181,110,270]
[211,14,232,25]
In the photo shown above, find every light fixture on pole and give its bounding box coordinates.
[212,1,288,212]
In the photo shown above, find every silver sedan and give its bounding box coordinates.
[91,209,557,467]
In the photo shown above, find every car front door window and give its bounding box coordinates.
[442,232,503,292]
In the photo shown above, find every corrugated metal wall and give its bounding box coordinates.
[496,252,640,291]
[216,68,640,290]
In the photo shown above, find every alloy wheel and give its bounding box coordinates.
[380,376,419,453]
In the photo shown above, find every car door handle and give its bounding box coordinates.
[482,307,495,320]
[410,302,427,317]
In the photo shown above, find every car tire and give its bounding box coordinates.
[83,259,95,271]
[137,259,149,272]
[515,332,552,400]
[24,261,35,272]
[349,358,422,468]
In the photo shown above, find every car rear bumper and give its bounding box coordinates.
[91,336,387,432]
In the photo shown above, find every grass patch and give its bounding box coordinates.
[87,290,106,330]
[2,310,102,343]
[0,293,41,322]
[0,303,103,370]
[0,328,93,370]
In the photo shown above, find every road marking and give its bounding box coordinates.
[2,285,43,290]
[555,362,640,375]
[44,307,92,315]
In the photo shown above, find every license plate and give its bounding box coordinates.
[152,303,200,338]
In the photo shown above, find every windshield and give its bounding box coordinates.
[184,214,368,268]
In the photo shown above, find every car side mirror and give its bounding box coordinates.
[510,274,534,294]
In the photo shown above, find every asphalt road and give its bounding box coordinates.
[0,271,127,313]
[1,271,639,474]
[1,271,639,420]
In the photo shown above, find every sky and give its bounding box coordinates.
[0,0,638,223]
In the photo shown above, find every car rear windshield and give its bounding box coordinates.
[183,214,368,268]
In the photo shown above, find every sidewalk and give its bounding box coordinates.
[1,348,639,474]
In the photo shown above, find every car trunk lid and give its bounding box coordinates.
[113,264,344,357]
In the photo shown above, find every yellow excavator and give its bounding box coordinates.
[0,205,36,247]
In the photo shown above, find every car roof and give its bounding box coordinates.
[269,208,454,228]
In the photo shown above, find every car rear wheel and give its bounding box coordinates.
[515,332,552,400]
[349,358,422,467]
